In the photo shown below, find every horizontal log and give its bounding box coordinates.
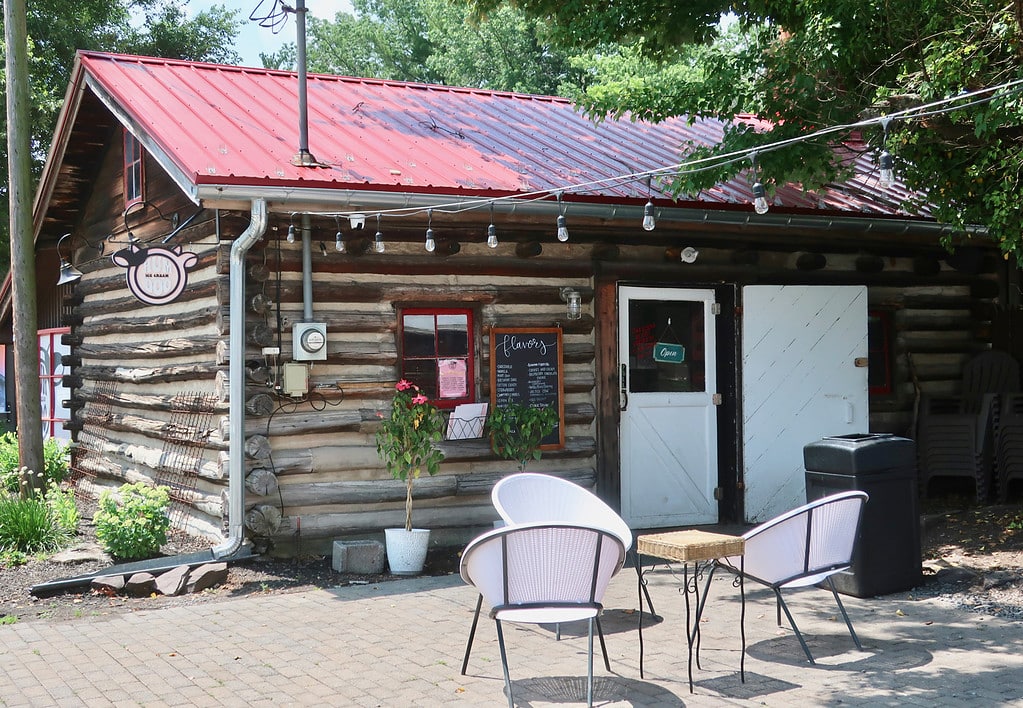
[895,309,974,330]
[76,336,222,361]
[254,281,594,307]
[73,306,221,338]
[250,475,459,508]
[71,389,228,415]
[271,503,500,538]
[75,362,224,385]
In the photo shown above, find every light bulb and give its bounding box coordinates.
[642,201,656,231]
[878,150,894,188]
[335,231,345,253]
[556,214,569,242]
[425,227,436,252]
[373,230,385,253]
[286,223,296,243]
[752,182,770,215]
[487,223,498,248]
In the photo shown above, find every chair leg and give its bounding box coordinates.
[586,617,594,708]
[773,588,816,664]
[595,616,611,671]
[495,619,514,708]
[826,577,862,651]
[461,593,483,675]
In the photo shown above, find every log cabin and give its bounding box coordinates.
[1,51,1015,557]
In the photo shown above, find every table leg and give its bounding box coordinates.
[637,553,646,680]
[684,563,694,693]
[739,556,746,683]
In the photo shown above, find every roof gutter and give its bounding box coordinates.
[197,185,983,239]
[212,198,267,559]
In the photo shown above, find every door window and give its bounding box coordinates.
[627,299,706,393]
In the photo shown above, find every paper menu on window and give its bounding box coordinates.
[446,402,488,440]
[438,358,468,399]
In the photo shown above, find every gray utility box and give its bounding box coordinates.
[803,433,922,598]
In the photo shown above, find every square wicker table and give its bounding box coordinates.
[636,530,746,692]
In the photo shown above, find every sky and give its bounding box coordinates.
[188,0,355,67]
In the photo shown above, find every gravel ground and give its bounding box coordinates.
[1,493,1021,625]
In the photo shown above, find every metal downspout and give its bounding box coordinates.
[213,198,267,559]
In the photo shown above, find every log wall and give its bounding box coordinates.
[61,135,1004,555]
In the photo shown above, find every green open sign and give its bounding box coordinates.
[653,342,685,363]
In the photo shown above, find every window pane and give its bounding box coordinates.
[402,314,436,357]
[402,358,438,399]
[437,314,468,356]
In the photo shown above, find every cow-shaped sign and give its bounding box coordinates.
[112,244,197,305]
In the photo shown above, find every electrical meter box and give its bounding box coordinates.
[293,322,327,361]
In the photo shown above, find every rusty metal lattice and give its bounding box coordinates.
[156,391,219,527]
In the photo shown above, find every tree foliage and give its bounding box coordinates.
[475,0,1023,260]
[0,0,241,271]
[302,0,583,95]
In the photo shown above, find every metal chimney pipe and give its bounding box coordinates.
[292,0,317,166]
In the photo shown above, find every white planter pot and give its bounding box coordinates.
[384,528,431,576]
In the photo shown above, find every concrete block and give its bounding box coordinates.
[332,540,385,575]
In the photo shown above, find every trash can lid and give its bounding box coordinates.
[803,433,916,474]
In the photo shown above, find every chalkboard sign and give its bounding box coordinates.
[489,327,565,448]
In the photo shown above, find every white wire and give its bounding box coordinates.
[299,77,1023,222]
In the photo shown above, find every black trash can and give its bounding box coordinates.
[803,433,922,598]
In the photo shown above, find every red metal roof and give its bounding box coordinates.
[76,51,922,217]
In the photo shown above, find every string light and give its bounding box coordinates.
[642,177,656,231]
[334,216,345,253]
[425,209,436,252]
[286,220,296,243]
[373,214,385,253]
[750,153,770,215]
[878,116,895,188]
[556,192,569,242]
[487,203,498,248]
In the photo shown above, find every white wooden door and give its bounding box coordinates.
[619,286,718,527]
[741,285,869,522]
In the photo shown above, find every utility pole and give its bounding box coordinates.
[5,0,45,493]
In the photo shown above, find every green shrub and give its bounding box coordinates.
[45,482,79,535]
[488,403,559,471]
[94,483,171,560]
[0,493,71,557]
[0,434,70,494]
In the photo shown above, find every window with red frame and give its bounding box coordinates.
[123,130,145,207]
[400,308,474,408]
[39,328,71,440]
[868,310,894,396]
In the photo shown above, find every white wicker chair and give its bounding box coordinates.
[461,473,648,676]
[491,472,634,549]
[703,490,869,663]
[459,523,626,708]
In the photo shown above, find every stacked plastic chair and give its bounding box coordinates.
[917,350,1019,501]
[995,393,1023,501]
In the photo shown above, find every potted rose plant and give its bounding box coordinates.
[375,379,445,574]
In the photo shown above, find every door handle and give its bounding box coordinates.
[620,363,628,411]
